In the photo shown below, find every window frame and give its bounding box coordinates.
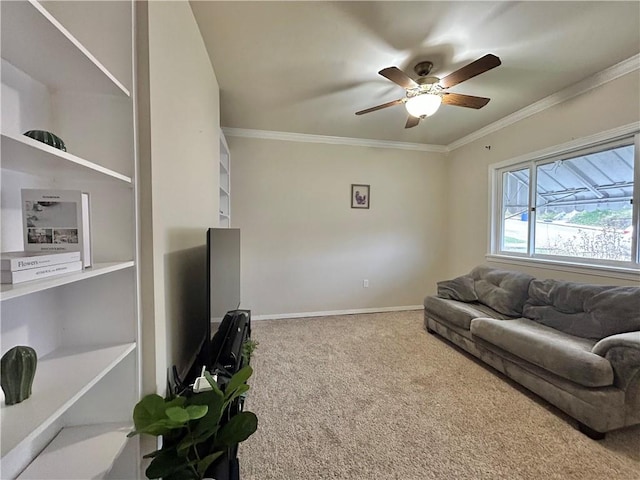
[488,124,640,278]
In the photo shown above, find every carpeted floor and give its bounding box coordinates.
[239,310,640,479]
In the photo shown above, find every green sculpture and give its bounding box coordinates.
[23,130,66,151]
[1,346,37,405]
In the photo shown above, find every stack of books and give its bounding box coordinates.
[1,251,82,284]
[2,188,92,285]
[22,189,92,269]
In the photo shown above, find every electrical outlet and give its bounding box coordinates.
[363,279,369,288]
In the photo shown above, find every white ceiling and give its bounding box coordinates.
[191,1,640,147]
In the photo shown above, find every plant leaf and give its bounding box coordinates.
[196,451,224,477]
[224,365,253,400]
[175,407,215,455]
[203,371,224,396]
[176,433,197,457]
[190,389,225,440]
[188,388,223,408]
[223,384,249,410]
[165,396,187,409]
[185,425,219,450]
[131,394,167,432]
[145,449,188,479]
[136,417,189,437]
[214,411,258,448]
[165,469,198,480]
[165,406,190,424]
[142,451,160,459]
[129,394,190,438]
[185,404,208,420]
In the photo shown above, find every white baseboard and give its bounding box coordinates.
[251,305,423,321]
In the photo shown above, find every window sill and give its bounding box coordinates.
[485,254,640,282]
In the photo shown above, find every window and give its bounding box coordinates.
[492,132,639,270]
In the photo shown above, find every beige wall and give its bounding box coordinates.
[446,71,640,284]
[134,2,638,389]
[137,0,220,393]
[229,71,639,320]
[229,137,449,316]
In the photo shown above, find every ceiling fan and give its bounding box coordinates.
[355,54,501,129]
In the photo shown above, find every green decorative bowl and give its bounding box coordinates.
[23,130,66,152]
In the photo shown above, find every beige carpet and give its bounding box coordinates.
[239,311,640,479]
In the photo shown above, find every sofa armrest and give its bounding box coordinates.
[592,332,640,390]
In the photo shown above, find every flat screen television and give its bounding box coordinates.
[178,228,241,389]
[208,228,241,320]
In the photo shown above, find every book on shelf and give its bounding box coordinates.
[81,192,93,268]
[1,260,83,284]
[21,189,92,268]
[0,251,81,272]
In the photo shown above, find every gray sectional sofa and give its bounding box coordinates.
[423,265,640,439]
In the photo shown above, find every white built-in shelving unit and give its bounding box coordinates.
[0,1,139,478]
[219,130,231,227]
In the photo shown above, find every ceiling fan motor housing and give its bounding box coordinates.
[408,77,442,98]
[413,61,434,77]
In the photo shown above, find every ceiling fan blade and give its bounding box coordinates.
[378,67,418,89]
[442,92,491,109]
[355,98,404,115]
[405,115,420,129]
[439,54,501,89]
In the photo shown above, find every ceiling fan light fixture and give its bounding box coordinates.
[405,94,442,118]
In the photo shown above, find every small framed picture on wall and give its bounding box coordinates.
[351,184,370,209]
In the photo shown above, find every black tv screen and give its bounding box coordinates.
[204,227,241,365]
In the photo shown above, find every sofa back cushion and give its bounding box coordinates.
[436,275,478,302]
[523,279,640,340]
[469,266,534,316]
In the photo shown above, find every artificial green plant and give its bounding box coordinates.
[128,365,258,480]
[241,339,259,362]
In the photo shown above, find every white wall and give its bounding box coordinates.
[40,0,133,93]
[137,0,220,393]
[446,71,640,285]
[229,137,449,317]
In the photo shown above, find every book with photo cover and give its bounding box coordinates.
[1,260,83,284]
[21,189,92,268]
[0,251,81,272]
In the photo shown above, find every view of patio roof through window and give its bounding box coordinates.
[498,137,637,266]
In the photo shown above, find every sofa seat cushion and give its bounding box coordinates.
[424,296,513,330]
[470,317,614,387]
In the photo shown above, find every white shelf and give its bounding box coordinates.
[219,131,231,228]
[1,262,135,302]
[1,133,132,184]
[219,128,230,161]
[0,0,129,97]
[1,343,136,458]
[1,1,139,476]
[17,423,131,479]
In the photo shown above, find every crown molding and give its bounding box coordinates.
[448,54,640,151]
[489,122,640,171]
[221,127,449,153]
